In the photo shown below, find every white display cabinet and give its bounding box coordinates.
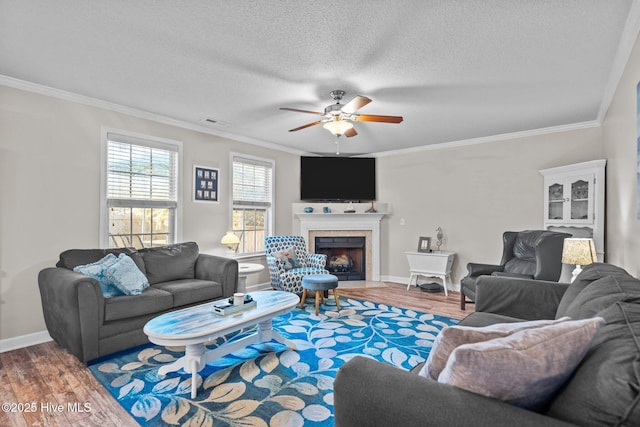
[539,160,606,261]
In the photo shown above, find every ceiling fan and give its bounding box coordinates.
[280,90,403,138]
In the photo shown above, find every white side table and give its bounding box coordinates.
[238,262,265,293]
[405,251,456,296]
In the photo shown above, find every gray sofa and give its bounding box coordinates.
[334,263,640,426]
[38,242,238,363]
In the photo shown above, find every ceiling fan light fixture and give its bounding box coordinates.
[323,119,354,135]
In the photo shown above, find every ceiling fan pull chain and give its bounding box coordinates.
[335,136,341,155]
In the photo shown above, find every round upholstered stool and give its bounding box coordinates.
[300,274,341,315]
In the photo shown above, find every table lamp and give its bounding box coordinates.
[221,231,240,254]
[561,238,597,283]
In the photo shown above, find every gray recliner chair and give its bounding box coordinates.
[460,230,570,310]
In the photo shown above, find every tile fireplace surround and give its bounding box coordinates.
[292,203,388,281]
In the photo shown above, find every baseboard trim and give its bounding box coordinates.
[0,330,52,353]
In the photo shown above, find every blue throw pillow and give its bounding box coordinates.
[106,253,149,295]
[73,253,124,298]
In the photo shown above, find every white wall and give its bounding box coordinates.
[0,85,300,342]
[603,32,640,276]
[378,128,604,285]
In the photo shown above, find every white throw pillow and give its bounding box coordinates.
[437,317,605,411]
[420,317,570,380]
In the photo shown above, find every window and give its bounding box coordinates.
[102,130,180,249]
[232,154,274,255]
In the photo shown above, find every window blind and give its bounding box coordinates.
[107,134,178,207]
[233,156,273,207]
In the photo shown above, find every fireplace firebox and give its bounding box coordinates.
[315,236,366,281]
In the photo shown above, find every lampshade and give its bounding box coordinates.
[562,238,597,283]
[561,238,597,265]
[221,231,240,252]
[322,119,354,135]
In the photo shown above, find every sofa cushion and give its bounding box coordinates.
[152,279,222,307]
[420,317,570,380]
[140,242,199,285]
[437,317,605,411]
[559,274,640,320]
[106,253,149,296]
[556,263,633,318]
[72,253,124,298]
[57,247,145,273]
[546,302,640,426]
[104,287,173,322]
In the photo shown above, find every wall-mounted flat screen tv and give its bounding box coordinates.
[300,156,376,201]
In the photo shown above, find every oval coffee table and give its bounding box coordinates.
[144,290,299,398]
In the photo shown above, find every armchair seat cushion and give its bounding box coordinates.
[104,287,173,322]
[152,279,222,307]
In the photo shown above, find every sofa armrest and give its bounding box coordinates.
[334,357,576,427]
[194,254,238,298]
[475,275,569,320]
[37,267,104,363]
[466,262,504,277]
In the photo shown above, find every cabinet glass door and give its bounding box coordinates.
[570,179,589,220]
[548,183,564,220]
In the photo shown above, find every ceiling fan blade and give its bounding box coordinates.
[344,127,358,137]
[280,107,324,115]
[341,95,372,114]
[354,114,403,123]
[288,121,322,132]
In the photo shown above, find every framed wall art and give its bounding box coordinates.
[194,165,219,203]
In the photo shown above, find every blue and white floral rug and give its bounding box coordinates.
[89,298,458,426]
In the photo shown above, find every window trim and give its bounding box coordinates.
[100,127,183,248]
[230,152,275,256]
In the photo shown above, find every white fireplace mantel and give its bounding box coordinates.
[294,211,386,281]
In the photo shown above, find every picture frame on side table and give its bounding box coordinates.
[417,236,432,253]
[194,165,220,203]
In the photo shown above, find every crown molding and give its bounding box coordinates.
[597,0,640,121]
[0,74,606,159]
[373,120,601,158]
[0,75,306,156]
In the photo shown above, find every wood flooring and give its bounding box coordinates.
[0,283,471,426]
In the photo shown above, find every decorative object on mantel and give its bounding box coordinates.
[562,238,597,282]
[365,202,377,213]
[344,202,356,213]
[435,227,444,251]
[304,207,314,213]
[221,231,240,254]
[323,207,331,213]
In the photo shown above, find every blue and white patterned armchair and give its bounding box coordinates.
[264,235,329,293]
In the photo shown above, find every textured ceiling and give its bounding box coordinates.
[1,1,638,155]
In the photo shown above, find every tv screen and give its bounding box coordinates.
[300,156,376,201]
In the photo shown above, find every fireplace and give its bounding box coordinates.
[315,236,366,281]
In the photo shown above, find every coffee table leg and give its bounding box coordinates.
[157,343,205,399]
[258,319,297,350]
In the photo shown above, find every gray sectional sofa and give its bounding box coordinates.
[334,263,640,426]
[38,242,238,363]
